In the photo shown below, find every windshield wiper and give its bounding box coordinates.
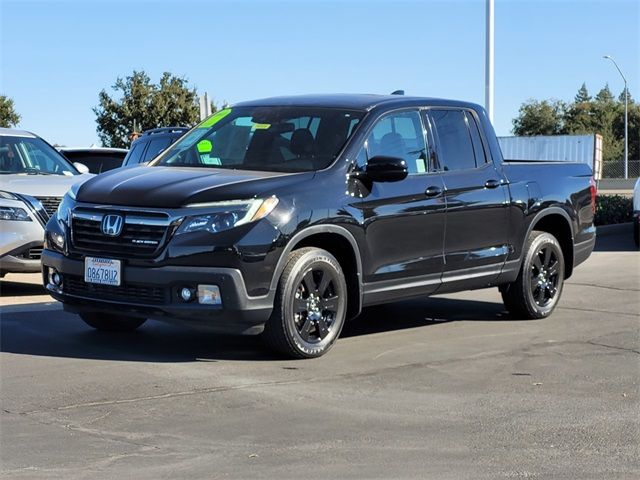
[21,168,55,175]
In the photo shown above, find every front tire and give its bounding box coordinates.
[501,231,565,319]
[634,217,639,248]
[262,247,347,359]
[80,312,147,332]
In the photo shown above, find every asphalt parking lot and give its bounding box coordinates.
[1,232,638,479]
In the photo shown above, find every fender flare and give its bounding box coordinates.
[524,206,576,275]
[268,224,364,308]
[525,206,574,242]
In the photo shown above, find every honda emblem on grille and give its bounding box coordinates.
[101,214,124,236]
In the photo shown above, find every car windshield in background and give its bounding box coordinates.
[0,136,78,175]
[152,106,365,173]
[61,151,127,174]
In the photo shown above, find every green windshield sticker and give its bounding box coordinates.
[197,139,213,153]
[252,123,271,130]
[198,108,232,128]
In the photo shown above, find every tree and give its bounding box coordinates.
[0,95,20,128]
[512,99,565,136]
[93,71,207,148]
[574,83,591,103]
[565,83,594,135]
[595,84,614,103]
[513,83,638,164]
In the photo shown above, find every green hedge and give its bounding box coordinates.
[595,195,633,226]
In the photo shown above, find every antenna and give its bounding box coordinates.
[390,90,404,95]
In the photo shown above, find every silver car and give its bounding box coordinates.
[0,128,92,276]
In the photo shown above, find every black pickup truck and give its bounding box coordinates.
[42,94,596,358]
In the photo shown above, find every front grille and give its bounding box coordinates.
[20,246,43,260]
[35,196,62,217]
[71,211,170,256]
[64,275,168,305]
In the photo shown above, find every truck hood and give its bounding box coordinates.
[0,173,94,198]
[76,166,314,208]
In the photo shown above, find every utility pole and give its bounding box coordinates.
[603,55,629,179]
[485,0,494,123]
[199,92,212,121]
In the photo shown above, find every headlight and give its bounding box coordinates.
[0,191,20,200]
[0,206,31,221]
[176,197,279,235]
[49,231,65,250]
[56,192,76,224]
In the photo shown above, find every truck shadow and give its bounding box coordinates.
[342,297,511,338]
[0,297,512,363]
[0,278,46,297]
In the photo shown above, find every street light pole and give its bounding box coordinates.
[603,55,628,179]
[485,0,494,123]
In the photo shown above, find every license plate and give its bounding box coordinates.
[84,257,121,286]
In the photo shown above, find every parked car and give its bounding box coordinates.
[0,128,92,276]
[633,177,639,247]
[60,147,128,174]
[122,127,189,167]
[42,94,596,358]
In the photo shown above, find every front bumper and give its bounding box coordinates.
[0,213,45,275]
[0,242,43,275]
[41,249,274,335]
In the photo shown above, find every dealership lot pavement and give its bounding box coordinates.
[1,233,638,479]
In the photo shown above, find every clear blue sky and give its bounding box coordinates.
[1,0,638,146]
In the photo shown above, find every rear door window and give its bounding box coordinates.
[429,109,476,171]
[465,111,487,164]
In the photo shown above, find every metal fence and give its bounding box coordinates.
[601,160,640,179]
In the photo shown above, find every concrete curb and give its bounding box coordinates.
[596,222,633,236]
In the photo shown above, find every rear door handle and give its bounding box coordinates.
[484,179,500,189]
[425,185,442,197]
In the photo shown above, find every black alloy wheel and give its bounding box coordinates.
[263,247,347,358]
[529,245,561,308]
[501,230,565,319]
[292,265,341,344]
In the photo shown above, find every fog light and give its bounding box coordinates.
[197,284,221,305]
[48,269,62,287]
[180,287,194,302]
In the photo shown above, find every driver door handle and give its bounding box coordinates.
[425,185,442,197]
[484,179,500,189]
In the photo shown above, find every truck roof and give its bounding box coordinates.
[234,94,483,112]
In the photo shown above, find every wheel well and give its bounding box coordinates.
[293,233,361,319]
[532,214,574,278]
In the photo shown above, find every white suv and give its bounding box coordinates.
[0,128,92,276]
[634,177,640,247]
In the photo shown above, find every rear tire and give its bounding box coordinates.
[501,230,565,319]
[634,217,639,249]
[262,247,347,359]
[80,312,147,332]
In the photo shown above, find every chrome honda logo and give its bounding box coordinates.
[101,214,123,236]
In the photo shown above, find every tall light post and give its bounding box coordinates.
[603,55,628,179]
[485,0,494,123]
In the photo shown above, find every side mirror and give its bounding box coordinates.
[365,155,408,182]
[73,162,90,174]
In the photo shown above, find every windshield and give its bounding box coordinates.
[0,135,79,176]
[153,106,365,172]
